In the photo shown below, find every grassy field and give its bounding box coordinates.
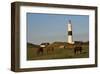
[27,42,89,60]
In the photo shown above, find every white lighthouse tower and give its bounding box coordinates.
[67,20,74,44]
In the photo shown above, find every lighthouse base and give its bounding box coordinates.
[68,41,75,44]
[66,43,74,49]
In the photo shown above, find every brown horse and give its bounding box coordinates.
[37,47,44,55]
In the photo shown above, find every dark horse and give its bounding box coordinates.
[74,45,82,55]
[37,47,44,55]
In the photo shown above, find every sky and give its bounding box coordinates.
[27,13,89,45]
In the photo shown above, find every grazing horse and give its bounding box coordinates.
[74,46,82,55]
[37,47,44,55]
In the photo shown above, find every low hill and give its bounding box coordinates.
[27,43,40,48]
[46,42,67,49]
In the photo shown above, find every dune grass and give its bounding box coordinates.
[27,44,89,60]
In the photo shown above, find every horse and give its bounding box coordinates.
[37,47,44,55]
[74,46,82,55]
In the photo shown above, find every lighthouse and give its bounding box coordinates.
[67,20,74,44]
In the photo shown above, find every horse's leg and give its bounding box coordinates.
[38,48,43,55]
[37,48,40,55]
[76,49,78,54]
[52,47,54,52]
[76,48,79,55]
[41,48,43,55]
[51,48,53,52]
[74,49,76,55]
[78,48,79,54]
[79,49,81,54]
[74,49,75,55]
[37,49,39,55]
[78,47,81,54]
[80,47,82,54]
[47,48,49,54]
